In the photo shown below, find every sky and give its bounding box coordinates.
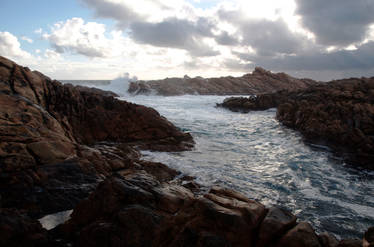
[1,0,374,81]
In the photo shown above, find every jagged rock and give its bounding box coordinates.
[256,207,297,247]
[57,173,268,246]
[0,55,193,216]
[276,77,374,169]
[129,67,317,96]
[217,90,290,112]
[0,209,49,247]
[275,222,321,247]
[364,227,374,247]
[219,77,374,169]
[319,232,339,247]
[337,239,363,247]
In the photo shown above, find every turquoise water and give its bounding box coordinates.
[122,94,374,240]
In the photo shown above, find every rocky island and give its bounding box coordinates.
[0,56,372,246]
[128,67,317,96]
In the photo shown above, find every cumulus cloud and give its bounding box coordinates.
[80,0,220,56]
[295,0,374,46]
[43,17,125,58]
[130,18,219,56]
[0,31,32,59]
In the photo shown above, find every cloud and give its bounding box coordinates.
[295,0,374,46]
[229,41,374,80]
[44,49,62,60]
[130,17,220,56]
[0,31,32,59]
[239,18,307,56]
[21,36,33,43]
[34,28,43,34]
[43,17,125,58]
[80,0,141,28]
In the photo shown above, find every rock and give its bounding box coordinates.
[319,232,339,247]
[276,77,374,170]
[275,222,322,247]
[58,174,267,246]
[129,67,317,96]
[364,227,374,247]
[337,239,363,247]
[256,207,297,247]
[0,209,49,247]
[217,90,290,112]
[0,55,194,216]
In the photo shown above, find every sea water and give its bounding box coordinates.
[65,80,374,239]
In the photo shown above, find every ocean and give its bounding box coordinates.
[62,80,374,239]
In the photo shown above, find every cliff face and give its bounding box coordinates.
[128,67,318,96]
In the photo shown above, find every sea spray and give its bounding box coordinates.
[102,72,138,96]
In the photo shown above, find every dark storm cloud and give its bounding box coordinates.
[130,18,220,57]
[295,0,374,46]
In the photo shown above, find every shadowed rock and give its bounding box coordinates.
[0,55,193,216]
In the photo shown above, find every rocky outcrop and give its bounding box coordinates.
[276,78,374,170]
[0,56,371,246]
[0,209,49,247]
[216,90,290,112]
[218,77,374,170]
[53,170,364,247]
[0,55,193,216]
[128,67,317,96]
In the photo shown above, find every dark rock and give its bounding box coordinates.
[217,90,290,112]
[364,227,374,247]
[276,78,374,169]
[0,55,194,216]
[275,222,322,247]
[256,207,297,247]
[58,174,267,246]
[318,232,339,247]
[0,209,49,247]
[337,239,363,247]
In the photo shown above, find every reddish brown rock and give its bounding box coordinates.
[0,209,49,247]
[275,222,321,247]
[129,67,317,96]
[58,173,268,247]
[319,232,339,247]
[256,207,297,247]
[0,55,193,216]
[364,227,374,247]
[337,239,363,247]
[276,78,374,169]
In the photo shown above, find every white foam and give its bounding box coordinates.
[100,73,137,96]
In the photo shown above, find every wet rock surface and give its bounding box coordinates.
[129,67,317,96]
